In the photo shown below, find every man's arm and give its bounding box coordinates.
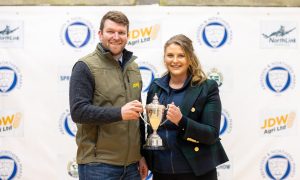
[69,61,122,124]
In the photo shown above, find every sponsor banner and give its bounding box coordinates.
[0,6,299,180]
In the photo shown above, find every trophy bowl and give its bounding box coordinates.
[141,93,167,150]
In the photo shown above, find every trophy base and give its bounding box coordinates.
[143,145,165,150]
[143,133,166,150]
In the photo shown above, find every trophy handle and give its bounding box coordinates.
[159,119,168,126]
[139,112,150,126]
[159,104,169,126]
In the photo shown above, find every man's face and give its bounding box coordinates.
[98,19,128,56]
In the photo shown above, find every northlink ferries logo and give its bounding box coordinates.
[59,109,77,137]
[262,26,295,39]
[0,25,19,35]
[260,23,297,48]
[0,62,22,94]
[60,18,95,48]
[0,151,22,180]
[0,21,23,48]
[197,17,232,49]
[260,62,295,94]
[261,150,295,180]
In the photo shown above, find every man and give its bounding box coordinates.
[69,11,148,180]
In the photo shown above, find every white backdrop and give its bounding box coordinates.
[0,5,299,180]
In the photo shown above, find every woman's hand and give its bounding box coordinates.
[166,102,182,126]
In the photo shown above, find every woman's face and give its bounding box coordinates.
[164,43,189,79]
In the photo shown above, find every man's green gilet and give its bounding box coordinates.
[76,46,142,166]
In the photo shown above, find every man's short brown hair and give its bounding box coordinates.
[100,11,129,32]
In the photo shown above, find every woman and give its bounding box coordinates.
[143,34,228,180]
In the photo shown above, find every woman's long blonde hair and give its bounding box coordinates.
[164,34,207,86]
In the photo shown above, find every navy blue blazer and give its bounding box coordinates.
[142,78,229,176]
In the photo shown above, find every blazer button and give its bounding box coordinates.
[194,147,199,152]
[191,107,195,112]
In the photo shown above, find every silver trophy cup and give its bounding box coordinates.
[140,93,168,150]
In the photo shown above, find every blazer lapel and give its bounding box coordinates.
[181,85,204,116]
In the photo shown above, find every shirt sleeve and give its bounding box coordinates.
[69,61,122,125]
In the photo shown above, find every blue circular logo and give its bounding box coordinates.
[65,22,91,48]
[0,156,18,179]
[197,18,232,49]
[0,66,18,93]
[59,110,77,137]
[202,22,228,48]
[0,151,22,180]
[220,109,232,136]
[220,112,228,135]
[64,113,76,137]
[0,63,22,94]
[139,66,155,93]
[266,66,291,93]
[265,155,292,180]
[61,18,95,49]
[261,150,295,180]
[261,62,295,94]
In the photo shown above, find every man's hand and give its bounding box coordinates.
[121,100,143,120]
[139,157,148,180]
